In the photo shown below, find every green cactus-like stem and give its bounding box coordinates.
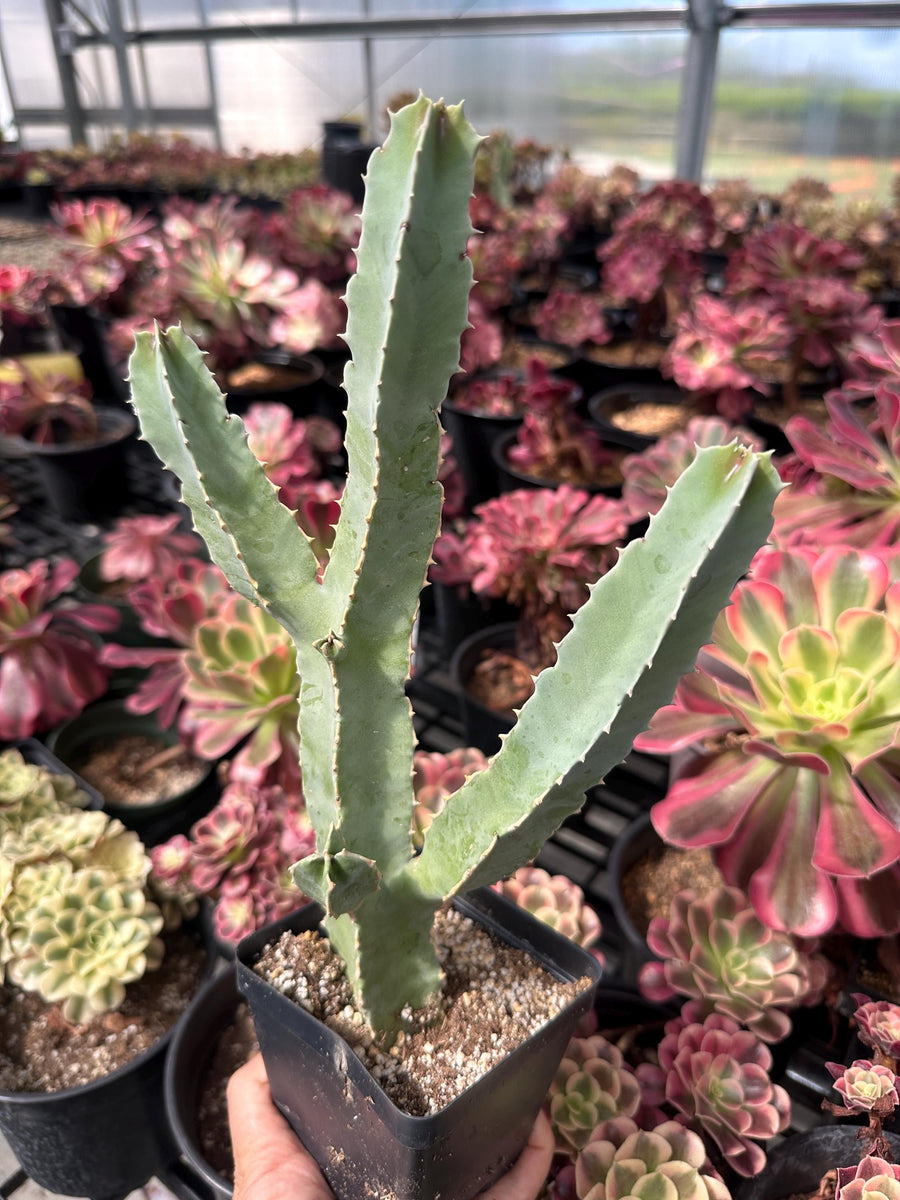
[128,94,782,1036]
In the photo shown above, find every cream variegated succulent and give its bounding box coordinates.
[1,801,165,1023]
[1,810,147,882]
[6,867,163,1024]
[0,747,90,832]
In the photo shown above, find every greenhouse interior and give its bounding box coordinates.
[1,2,900,1199]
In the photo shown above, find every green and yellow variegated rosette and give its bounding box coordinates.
[639,545,900,938]
[1,806,163,1022]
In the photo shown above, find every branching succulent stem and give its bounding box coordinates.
[127,96,781,1035]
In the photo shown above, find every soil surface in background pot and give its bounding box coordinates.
[465,648,535,717]
[583,339,667,371]
[225,361,313,391]
[621,844,724,937]
[499,340,570,373]
[607,398,690,439]
[197,1002,259,1184]
[253,906,590,1116]
[0,927,206,1092]
[70,734,208,806]
[504,444,626,490]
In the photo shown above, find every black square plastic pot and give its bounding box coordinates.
[237,887,602,1200]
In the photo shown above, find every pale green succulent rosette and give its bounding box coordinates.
[1,801,163,1022]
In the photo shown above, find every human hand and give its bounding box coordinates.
[228,1053,555,1200]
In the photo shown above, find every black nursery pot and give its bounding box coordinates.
[223,351,325,418]
[236,888,602,1200]
[737,1127,900,1200]
[23,406,136,522]
[13,737,103,811]
[440,394,524,509]
[430,579,517,664]
[587,383,687,451]
[77,551,176,648]
[607,812,662,984]
[449,621,519,756]
[491,429,622,497]
[46,700,219,847]
[164,970,241,1200]
[49,303,130,403]
[0,1019,189,1200]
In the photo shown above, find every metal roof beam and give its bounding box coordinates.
[74,9,689,45]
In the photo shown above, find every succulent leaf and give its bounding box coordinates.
[573,1118,730,1200]
[414,444,781,900]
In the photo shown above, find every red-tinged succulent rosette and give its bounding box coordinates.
[773,385,900,550]
[0,559,119,739]
[638,544,900,938]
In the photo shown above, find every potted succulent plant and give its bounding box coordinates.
[772,324,900,550]
[0,360,136,520]
[493,363,625,493]
[271,182,360,285]
[46,698,219,848]
[77,511,202,646]
[599,181,712,349]
[103,561,303,794]
[637,543,900,941]
[150,766,314,951]
[442,360,579,507]
[0,743,210,1198]
[739,994,900,1200]
[439,484,629,751]
[723,222,881,415]
[126,97,779,1200]
[0,263,47,355]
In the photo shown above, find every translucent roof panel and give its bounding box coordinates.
[212,38,366,151]
[75,47,123,114]
[706,28,900,199]
[0,0,63,108]
[372,31,686,175]
[139,44,212,107]
[205,1,363,21]
[369,0,686,12]
[129,0,204,28]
